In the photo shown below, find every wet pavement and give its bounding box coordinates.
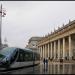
[1,61,75,74]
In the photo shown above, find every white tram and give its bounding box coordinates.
[0,47,40,69]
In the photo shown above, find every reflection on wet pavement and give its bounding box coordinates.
[40,62,75,74]
[1,62,75,74]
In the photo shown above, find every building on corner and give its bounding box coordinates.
[26,36,42,53]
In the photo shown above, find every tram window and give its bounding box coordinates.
[17,49,33,62]
[24,52,33,61]
[10,50,18,63]
[17,49,24,62]
[17,50,33,62]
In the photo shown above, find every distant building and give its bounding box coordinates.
[0,37,8,49]
[26,37,42,52]
[2,44,8,48]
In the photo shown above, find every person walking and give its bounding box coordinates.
[46,58,48,65]
[43,58,46,65]
[45,58,48,72]
[43,58,46,72]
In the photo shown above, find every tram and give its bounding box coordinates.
[0,47,40,69]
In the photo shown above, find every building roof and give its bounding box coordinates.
[43,20,75,39]
[28,36,42,43]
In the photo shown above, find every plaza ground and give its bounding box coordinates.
[1,60,75,74]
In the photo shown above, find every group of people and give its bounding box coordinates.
[43,58,48,65]
[43,58,48,72]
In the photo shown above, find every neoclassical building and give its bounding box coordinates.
[26,37,42,52]
[38,20,75,61]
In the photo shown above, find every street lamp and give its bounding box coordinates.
[0,4,6,48]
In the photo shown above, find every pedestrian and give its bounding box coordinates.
[43,58,46,72]
[46,58,48,66]
[43,58,46,65]
[45,58,48,72]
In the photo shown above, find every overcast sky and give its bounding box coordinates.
[0,1,75,48]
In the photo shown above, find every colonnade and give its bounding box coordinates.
[38,35,73,60]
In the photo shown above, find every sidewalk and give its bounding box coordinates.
[40,60,75,64]
[50,60,75,64]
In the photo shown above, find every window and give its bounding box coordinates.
[10,50,18,64]
[17,49,33,62]
[0,47,16,56]
[24,52,33,61]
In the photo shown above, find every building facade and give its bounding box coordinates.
[26,37,42,52]
[38,20,75,61]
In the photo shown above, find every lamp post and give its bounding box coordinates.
[0,4,6,49]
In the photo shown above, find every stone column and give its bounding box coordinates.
[58,39,60,59]
[40,47,42,59]
[69,35,72,60]
[41,46,42,58]
[48,43,50,58]
[63,37,65,60]
[46,44,48,58]
[39,46,41,58]
[54,41,56,59]
[38,46,41,58]
[51,42,52,59]
[41,46,42,59]
[38,46,39,53]
[43,45,45,59]
[42,45,43,58]
[42,46,43,59]
[45,44,47,58]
